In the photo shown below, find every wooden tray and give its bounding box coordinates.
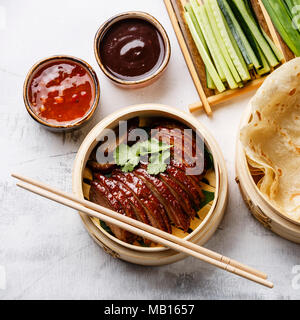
[164,0,296,114]
[235,104,300,244]
[72,104,228,265]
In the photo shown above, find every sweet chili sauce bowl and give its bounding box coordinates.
[23,55,100,132]
[94,12,171,89]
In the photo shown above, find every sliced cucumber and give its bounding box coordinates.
[209,0,250,81]
[223,13,250,82]
[233,0,279,67]
[184,11,226,92]
[255,42,271,76]
[219,0,262,69]
[185,2,216,89]
[206,69,216,89]
[190,0,226,81]
[197,5,226,81]
[227,0,263,68]
[260,28,284,61]
[201,2,238,88]
[205,0,241,83]
[244,0,259,23]
[217,0,251,67]
[185,2,203,42]
[245,0,284,62]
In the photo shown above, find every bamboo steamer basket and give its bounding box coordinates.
[236,104,300,244]
[73,104,228,265]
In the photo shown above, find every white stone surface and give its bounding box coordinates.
[0,0,299,300]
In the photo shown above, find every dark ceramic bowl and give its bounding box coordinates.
[94,11,171,89]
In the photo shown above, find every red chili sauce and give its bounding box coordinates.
[28,61,95,124]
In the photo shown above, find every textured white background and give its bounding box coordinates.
[0,0,299,300]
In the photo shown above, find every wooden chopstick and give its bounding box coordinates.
[12,174,273,288]
[12,173,267,280]
[189,77,265,112]
[164,0,212,116]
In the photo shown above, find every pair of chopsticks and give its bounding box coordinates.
[12,173,273,288]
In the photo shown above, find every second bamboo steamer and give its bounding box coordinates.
[236,104,300,244]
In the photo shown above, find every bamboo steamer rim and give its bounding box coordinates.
[236,103,300,238]
[73,104,228,256]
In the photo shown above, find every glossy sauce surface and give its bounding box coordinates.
[100,18,165,81]
[28,60,95,124]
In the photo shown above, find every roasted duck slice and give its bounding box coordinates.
[87,160,117,174]
[159,172,197,218]
[170,159,204,185]
[87,117,139,174]
[134,167,191,231]
[168,163,204,200]
[152,124,206,179]
[112,170,172,233]
[89,180,136,243]
[94,174,137,221]
[153,128,196,167]
[166,165,201,207]
[94,173,150,225]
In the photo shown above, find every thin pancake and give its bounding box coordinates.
[240,57,300,222]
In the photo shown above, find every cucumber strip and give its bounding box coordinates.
[185,2,216,89]
[244,0,259,22]
[244,0,284,61]
[199,6,237,89]
[201,2,238,88]
[190,1,226,81]
[220,0,261,69]
[261,28,284,61]
[217,0,252,67]
[227,0,263,68]
[205,0,241,83]
[223,12,251,81]
[184,11,226,92]
[209,0,250,81]
[205,4,240,81]
[233,0,279,67]
[244,1,282,65]
[197,6,226,81]
[185,2,206,48]
[255,42,271,75]
[262,0,300,56]
[244,0,253,15]
[206,68,216,89]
